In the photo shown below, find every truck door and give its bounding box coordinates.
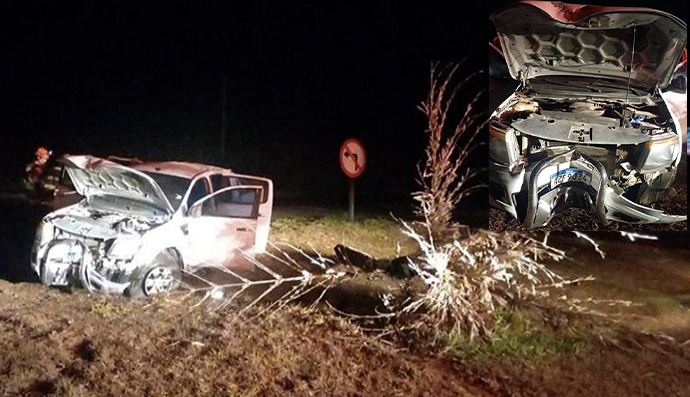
[186,186,262,271]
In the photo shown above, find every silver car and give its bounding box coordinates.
[30,155,273,296]
[489,1,687,229]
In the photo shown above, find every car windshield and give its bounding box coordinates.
[142,172,190,210]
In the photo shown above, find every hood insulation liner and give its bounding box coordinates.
[491,1,687,89]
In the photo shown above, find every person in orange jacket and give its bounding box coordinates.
[23,147,54,192]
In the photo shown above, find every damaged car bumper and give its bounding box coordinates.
[31,224,141,294]
[490,148,686,229]
[32,241,137,295]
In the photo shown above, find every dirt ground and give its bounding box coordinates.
[1,260,690,396]
[463,333,690,397]
[489,151,688,231]
[0,282,490,397]
[547,233,690,341]
[1,207,690,396]
[2,194,690,396]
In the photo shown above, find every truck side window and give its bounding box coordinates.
[201,188,259,218]
[187,179,209,208]
[210,174,231,192]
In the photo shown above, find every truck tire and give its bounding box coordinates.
[125,250,182,298]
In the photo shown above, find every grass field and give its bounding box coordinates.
[270,206,417,259]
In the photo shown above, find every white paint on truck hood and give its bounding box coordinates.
[64,155,173,214]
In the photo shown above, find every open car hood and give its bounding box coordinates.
[490,1,687,90]
[64,155,173,214]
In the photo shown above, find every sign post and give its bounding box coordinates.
[339,138,366,222]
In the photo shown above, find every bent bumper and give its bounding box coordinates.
[34,239,132,295]
[490,150,686,229]
[604,186,687,224]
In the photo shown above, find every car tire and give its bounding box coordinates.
[125,250,182,298]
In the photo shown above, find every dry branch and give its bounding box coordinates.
[413,62,488,242]
[176,242,346,319]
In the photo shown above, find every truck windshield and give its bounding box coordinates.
[142,172,190,211]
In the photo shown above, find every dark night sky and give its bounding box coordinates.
[1,1,685,219]
[2,2,488,215]
[2,2,485,132]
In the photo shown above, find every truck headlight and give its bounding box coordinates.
[640,133,679,173]
[107,236,142,259]
[32,220,54,266]
[35,220,54,245]
[489,124,521,168]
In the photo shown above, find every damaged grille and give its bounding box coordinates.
[58,230,102,253]
[49,227,102,268]
[571,146,618,176]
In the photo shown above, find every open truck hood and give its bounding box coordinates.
[64,155,173,214]
[490,1,687,90]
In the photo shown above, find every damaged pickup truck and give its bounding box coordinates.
[489,1,687,229]
[30,155,273,296]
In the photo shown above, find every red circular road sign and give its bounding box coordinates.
[339,138,366,178]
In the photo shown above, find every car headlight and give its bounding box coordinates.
[489,124,520,167]
[107,236,142,259]
[31,223,44,266]
[640,133,679,173]
[32,220,54,263]
[35,220,54,245]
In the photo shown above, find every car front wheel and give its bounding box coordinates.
[126,250,182,297]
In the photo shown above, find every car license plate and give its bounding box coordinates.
[550,169,591,189]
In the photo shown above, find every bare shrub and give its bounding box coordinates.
[413,62,487,242]
[404,62,574,340]
[400,213,567,340]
